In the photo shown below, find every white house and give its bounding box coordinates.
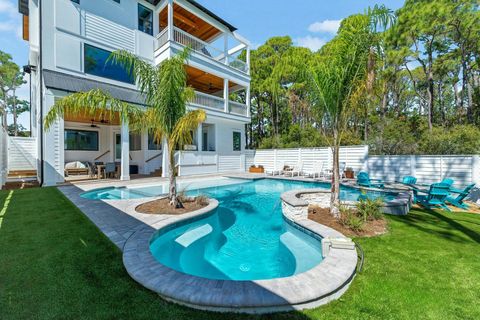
[18,0,251,186]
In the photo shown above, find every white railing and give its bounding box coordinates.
[156,28,169,49]
[155,27,249,74]
[173,27,224,61]
[192,91,225,111]
[228,56,248,73]
[229,101,248,116]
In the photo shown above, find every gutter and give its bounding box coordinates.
[38,0,44,186]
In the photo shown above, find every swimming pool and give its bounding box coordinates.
[80,177,249,200]
[149,179,393,281]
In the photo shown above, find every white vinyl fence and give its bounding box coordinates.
[253,146,480,188]
[8,137,37,171]
[0,127,8,188]
[367,155,480,188]
[253,146,369,173]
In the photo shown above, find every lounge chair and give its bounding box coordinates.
[357,171,384,188]
[416,183,451,212]
[397,176,417,185]
[305,162,324,179]
[265,161,284,176]
[285,161,303,177]
[446,183,476,210]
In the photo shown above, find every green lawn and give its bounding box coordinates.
[1,188,479,320]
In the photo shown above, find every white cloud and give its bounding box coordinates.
[295,36,326,52]
[308,19,342,34]
[0,0,17,18]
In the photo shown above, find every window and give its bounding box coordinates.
[129,134,142,151]
[138,4,153,36]
[71,0,80,4]
[233,131,241,151]
[65,129,99,151]
[148,133,162,150]
[84,44,134,84]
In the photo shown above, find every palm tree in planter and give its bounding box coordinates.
[308,15,371,217]
[44,49,206,208]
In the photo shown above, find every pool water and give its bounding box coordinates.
[149,179,394,281]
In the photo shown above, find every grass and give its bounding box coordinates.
[1,187,479,319]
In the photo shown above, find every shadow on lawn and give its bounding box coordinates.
[389,207,480,245]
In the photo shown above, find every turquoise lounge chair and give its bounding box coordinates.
[396,176,417,185]
[416,183,451,212]
[446,183,476,210]
[357,172,384,188]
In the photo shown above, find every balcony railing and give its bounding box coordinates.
[229,101,248,116]
[155,26,249,74]
[190,91,248,117]
[192,91,224,111]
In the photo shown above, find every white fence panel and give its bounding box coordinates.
[218,155,242,173]
[8,137,37,171]
[245,150,255,169]
[253,150,275,171]
[0,128,7,188]
[368,156,413,182]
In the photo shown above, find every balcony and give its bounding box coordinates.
[156,26,249,75]
[191,91,248,117]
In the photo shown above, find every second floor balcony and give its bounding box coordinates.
[155,1,250,76]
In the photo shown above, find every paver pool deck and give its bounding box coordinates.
[59,173,358,313]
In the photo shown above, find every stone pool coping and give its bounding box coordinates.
[280,185,412,216]
[122,197,358,314]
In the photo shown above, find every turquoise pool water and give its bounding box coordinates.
[149,179,394,281]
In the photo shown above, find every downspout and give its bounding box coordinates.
[39,0,44,186]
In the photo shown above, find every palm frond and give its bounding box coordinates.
[44,89,143,131]
[169,109,206,152]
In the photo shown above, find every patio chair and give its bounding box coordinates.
[396,176,417,185]
[357,171,384,188]
[285,161,304,177]
[446,183,476,210]
[265,161,284,176]
[416,183,451,212]
[104,162,117,179]
[305,162,324,179]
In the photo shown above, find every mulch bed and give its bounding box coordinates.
[308,205,388,237]
[136,198,207,215]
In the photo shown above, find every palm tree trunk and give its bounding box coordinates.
[330,129,341,218]
[168,149,182,208]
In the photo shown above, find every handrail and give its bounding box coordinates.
[146,152,162,163]
[229,100,248,116]
[156,28,168,49]
[173,27,224,60]
[192,91,225,111]
[94,150,110,161]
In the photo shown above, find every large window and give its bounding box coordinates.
[138,4,153,36]
[233,131,241,151]
[84,44,134,84]
[129,134,142,151]
[65,129,99,151]
[148,133,162,150]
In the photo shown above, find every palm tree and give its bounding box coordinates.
[45,48,206,208]
[309,15,371,217]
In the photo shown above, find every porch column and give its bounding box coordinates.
[224,34,228,64]
[162,138,169,178]
[246,46,251,73]
[120,121,130,181]
[197,124,203,152]
[246,84,251,117]
[224,78,229,113]
[167,0,174,41]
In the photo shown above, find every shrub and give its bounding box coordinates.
[356,197,384,221]
[339,204,364,231]
[195,195,209,206]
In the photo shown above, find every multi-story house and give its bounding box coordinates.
[18,0,251,186]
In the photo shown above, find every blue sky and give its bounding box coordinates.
[0,0,405,128]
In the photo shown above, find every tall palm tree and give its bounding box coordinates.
[45,48,206,208]
[309,15,371,217]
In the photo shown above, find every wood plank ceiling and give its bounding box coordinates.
[185,65,236,94]
[159,3,222,42]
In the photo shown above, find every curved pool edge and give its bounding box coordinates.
[122,198,358,314]
[280,186,412,217]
